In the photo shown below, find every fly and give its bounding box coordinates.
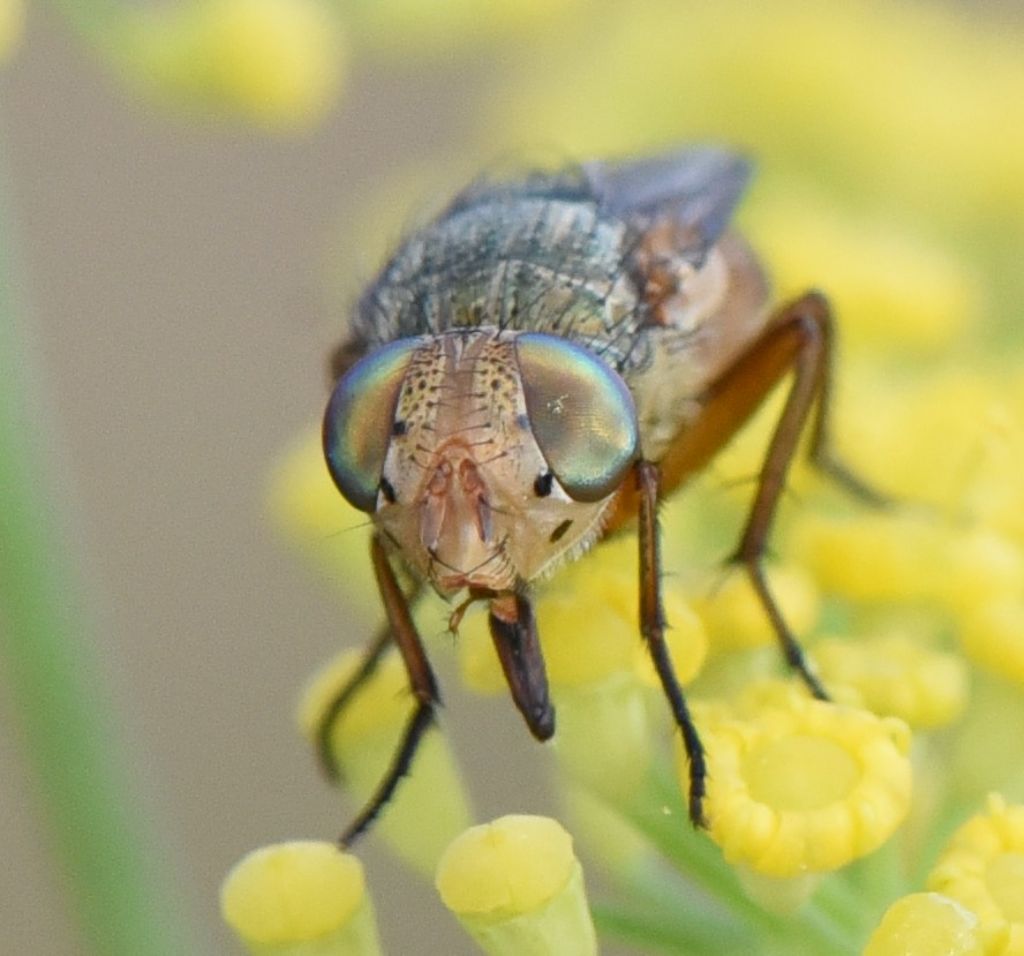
[318,146,883,844]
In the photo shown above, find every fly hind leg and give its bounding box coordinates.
[648,290,880,699]
[725,290,871,698]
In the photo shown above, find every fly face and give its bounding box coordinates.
[323,328,638,596]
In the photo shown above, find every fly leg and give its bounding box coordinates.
[637,459,707,827]
[338,535,440,848]
[714,290,856,698]
[621,291,873,700]
[314,625,391,782]
[314,580,423,782]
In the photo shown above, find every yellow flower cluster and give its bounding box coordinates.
[217,2,1024,949]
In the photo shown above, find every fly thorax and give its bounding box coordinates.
[374,329,627,595]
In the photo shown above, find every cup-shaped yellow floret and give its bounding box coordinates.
[436,815,596,956]
[693,695,912,877]
[298,649,472,875]
[928,794,1024,953]
[863,892,987,956]
[221,842,381,955]
[813,631,968,729]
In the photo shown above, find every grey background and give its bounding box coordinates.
[1,7,559,954]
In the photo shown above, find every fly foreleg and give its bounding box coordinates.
[637,459,708,827]
[338,535,440,848]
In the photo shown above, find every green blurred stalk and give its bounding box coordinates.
[0,142,199,953]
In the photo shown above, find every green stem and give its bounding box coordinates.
[0,137,200,955]
[592,901,744,956]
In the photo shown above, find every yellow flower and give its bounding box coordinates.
[124,0,346,127]
[491,0,1024,224]
[435,815,597,956]
[458,533,707,694]
[958,599,1024,688]
[298,648,473,875]
[745,194,982,356]
[221,841,381,955]
[690,563,819,653]
[791,511,949,606]
[813,631,968,729]
[695,692,912,878]
[268,428,377,611]
[0,0,23,63]
[928,794,1024,954]
[863,892,988,956]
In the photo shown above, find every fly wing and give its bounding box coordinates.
[582,147,752,262]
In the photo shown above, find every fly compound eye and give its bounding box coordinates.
[322,338,419,512]
[516,333,639,503]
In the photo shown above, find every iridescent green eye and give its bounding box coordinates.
[516,333,638,502]
[322,338,419,512]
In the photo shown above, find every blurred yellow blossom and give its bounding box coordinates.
[928,794,1024,954]
[458,533,707,694]
[297,648,473,875]
[124,0,346,127]
[691,563,819,653]
[221,842,381,955]
[744,195,982,356]
[268,428,377,610]
[347,0,584,59]
[813,631,968,729]
[0,0,23,62]
[863,892,988,956]
[492,0,1024,225]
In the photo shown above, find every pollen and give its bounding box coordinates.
[694,693,912,877]
[221,842,380,952]
[813,631,968,729]
[928,794,1024,953]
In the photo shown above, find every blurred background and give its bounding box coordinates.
[2,1,1023,954]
